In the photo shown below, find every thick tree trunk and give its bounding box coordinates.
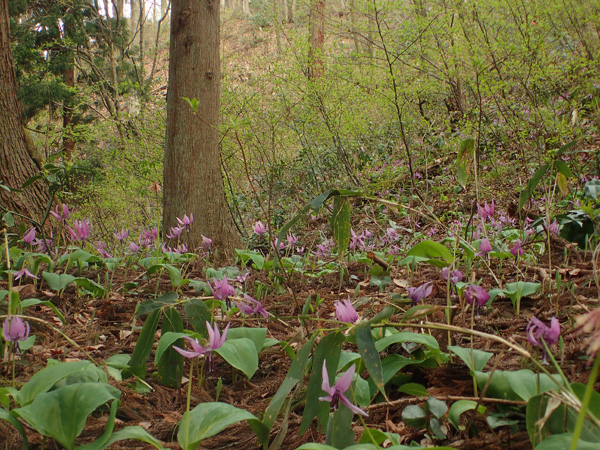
[0,0,48,221]
[164,0,238,257]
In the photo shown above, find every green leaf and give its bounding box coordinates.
[402,405,426,428]
[102,426,166,450]
[20,298,66,324]
[73,277,106,298]
[356,323,385,398]
[456,138,474,188]
[14,383,121,450]
[381,355,425,385]
[146,264,182,288]
[235,249,265,270]
[2,212,15,227]
[330,196,352,254]
[535,433,599,450]
[154,332,189,367]
[0,407,28,449]
[329,402,355,448]
[300,331,344,434]
[376,331,440,353]
[216,337,259,379]
[448,346,493,372]
[183,299,211,339]
[125,308,161,378]
[226,327,267,353]
[406,240,454,265]
[18,360,94,406]
[263,336,315,432]
[397,383,429,397]
[508,370,561,402]
[427,397,448,419]
[519,164,550,209]
[503,281,541,306]
[448,400,485,430]
[74,398,118,450]
[177,402,256,450]
[157,308,184,388]
[42,271,76,292]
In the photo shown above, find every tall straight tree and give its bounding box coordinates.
[0,0,48,219]
[163,0,238,256]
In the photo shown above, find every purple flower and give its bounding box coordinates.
[237,294,268,319]
[23,228,36,245]
[527,316,560,364]
[201,235,212,250]
[407,282,433,305]
[2,316,30,346]
[173,321,230,372]
[96,241,112,258]
[113,228,129,241]
[384,227,400,244]
[441,267,463,285]
[511,239,524,258]
[235,271,250,284]
[210,277,236,308]
[128,242,140,253]
[547,219,560,236]
[68,220,90,243]
[479,238,492,254]
[315,238,334,257]
[33,236,53,253]
[253,221,267,235]
[50,203,74,222]
[319,361,367,416]
[287,232,299,247]
[166,226,184,240]
[335,298,359,323]
[349,228,365,251]
[176,214,193,231]
[13,267,38,281]
[139,227,158,247]
[464,283,490,309]
[477,201,495,221]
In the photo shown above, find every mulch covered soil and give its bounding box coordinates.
[0,237,598,450]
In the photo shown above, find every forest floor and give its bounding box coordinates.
[1,206,598,450]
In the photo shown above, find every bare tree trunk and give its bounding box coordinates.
[274,0,283,54]
[308,0,325,79]
[287,0,295,22]
[241,0,250,15]
[164,0,238,257]
[0,0,49,220]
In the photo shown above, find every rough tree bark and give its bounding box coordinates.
[0,0,49,220]
[163,0,238,256]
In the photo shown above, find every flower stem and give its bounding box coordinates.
[570,354,600,450]
[184,359,194,449]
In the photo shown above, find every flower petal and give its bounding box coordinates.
[335,364,356,393]
[340,393,368,416]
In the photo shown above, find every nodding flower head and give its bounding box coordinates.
[253,221,267,235]
[176,214,193,231]
[334,297,359,324]
[319,361,367,416]
[50,203,74,222]
[527,316,560,364]
[407,282,433,305]
[464,283,490,311]
[2,316,30,348]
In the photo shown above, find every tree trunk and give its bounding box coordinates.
[287,0,295,23]
[0,0,49,220]
[164,0,239,257]
[308,0,325,79]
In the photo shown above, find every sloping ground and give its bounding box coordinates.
[0,230,597,449]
